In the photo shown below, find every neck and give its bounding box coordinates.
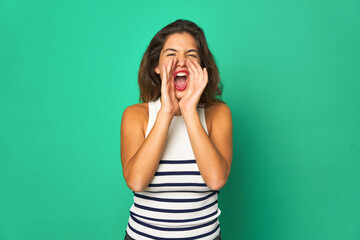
[174,110,181,116]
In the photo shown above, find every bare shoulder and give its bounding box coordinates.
[123,102,148,117]
[206,102,231,115]
[121,102,149,135]
[205,102,232,135]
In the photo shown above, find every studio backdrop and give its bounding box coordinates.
[1,0,359,239]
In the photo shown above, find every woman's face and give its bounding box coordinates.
[155,32,201,100]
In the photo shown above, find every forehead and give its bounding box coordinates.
[162,32,198,50]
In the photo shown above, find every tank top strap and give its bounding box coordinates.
[145,98,161,138]
[198,103,209,135]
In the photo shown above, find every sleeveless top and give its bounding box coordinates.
[126,97,221,240]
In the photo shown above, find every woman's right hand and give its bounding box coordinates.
[121,59,179,192]
[159,58,179,116]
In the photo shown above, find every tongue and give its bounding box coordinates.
[174,76,187,91]
[175,76,187,87]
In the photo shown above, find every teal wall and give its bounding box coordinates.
[1,0,359,239]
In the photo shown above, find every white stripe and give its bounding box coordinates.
[144,185,211,192]
[131,209,221,228]
[128,216,220,239]
[129,203,219,222]
[157,163,200,172]
[148,175,206,184]
[126,225,153,240]
[136,191,215,199]
[134,193,218,210]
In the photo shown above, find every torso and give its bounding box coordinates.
[126,98,222,239]
[135,101,222,138]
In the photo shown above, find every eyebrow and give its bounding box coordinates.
[163,48,199,54]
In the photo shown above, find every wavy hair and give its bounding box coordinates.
[138,19,223,107]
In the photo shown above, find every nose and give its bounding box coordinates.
[176,55,186,67]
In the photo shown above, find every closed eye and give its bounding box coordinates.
[166,54,197,57]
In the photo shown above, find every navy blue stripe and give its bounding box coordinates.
[131,214,217,231]
[130,209,219,223]
[143,190,219,194]
[134,200,218,213]
[148,183,207,187]
[155,171,200,176]
[134,192,217,203]
[128,223,220,240]
[160,160,196,164]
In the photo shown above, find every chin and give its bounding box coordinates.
[175,90,185,100]
[175,95,183,101]
[175,92,184,100]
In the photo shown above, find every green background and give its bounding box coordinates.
[1,0,359,239]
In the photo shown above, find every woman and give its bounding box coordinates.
[121,19,233,240]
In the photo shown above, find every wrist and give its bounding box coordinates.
[179,99,199,114]
[158,108,175,119]
[181,108,198,118]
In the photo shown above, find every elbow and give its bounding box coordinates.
[205,168,230,190]
[127,182,147,192]
[124,174,148,192]
[126,179,148,192]
[206,177,228,191]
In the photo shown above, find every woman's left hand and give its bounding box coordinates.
[179,59,208,114]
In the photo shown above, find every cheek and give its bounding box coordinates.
[156,60,165,74]
[189,57,201,65]
[160,58,176,72]
[166,57,177,64]
[159,58,171,69]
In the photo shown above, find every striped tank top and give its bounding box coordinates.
[126,97,221,240]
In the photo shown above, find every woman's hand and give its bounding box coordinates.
[160,58,179,116]
[179,59,208,114]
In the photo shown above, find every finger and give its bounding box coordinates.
[172,58,179,82]
[170,59,176,84]
[202,67,208,86]
[166,58,173,79]
[193,59,203,72]
[186,59,197,74]
[168,58,177,93]
[162,64,167,89]
[186,59,195,76]
[170,58,177,82]
[194,60,204,85]
[186,59,198,85]
[168,59,176,87]
[193,60,204,79]
[171,58,178,72]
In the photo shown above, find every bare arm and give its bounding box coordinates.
[178,59,233,190]
[182,103,233,190]
[121,106,173,192]
[121,58,179,192]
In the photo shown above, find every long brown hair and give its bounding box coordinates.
[138,19,224,107]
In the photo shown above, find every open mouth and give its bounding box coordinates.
[173,70,188,91]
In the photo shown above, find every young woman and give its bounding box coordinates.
[121,19,233,240]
